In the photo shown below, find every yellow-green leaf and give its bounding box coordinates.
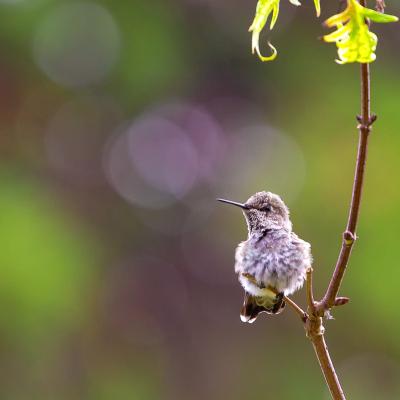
[249,0,321,62]
[323,0,398,64]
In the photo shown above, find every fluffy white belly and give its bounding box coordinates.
[235,240,310,295]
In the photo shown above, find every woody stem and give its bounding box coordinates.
[306,269,346,400]
[306,2,376,399]
[316,0,376,316]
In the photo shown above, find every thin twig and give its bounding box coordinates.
[270,287,308,322]
[283,295,308,322]
[301,2,378,399]
[375,0,386,13]
[316,0,376,316]
[251,1,379,398]
[306,267,316,313]
[302,2,378,398]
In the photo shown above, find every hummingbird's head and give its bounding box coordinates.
[218,191,292,233]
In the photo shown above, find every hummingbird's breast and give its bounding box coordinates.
[234,229,311,296]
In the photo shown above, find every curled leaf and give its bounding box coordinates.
[249,0,280,62]
[253,41,278,62]
[249,0,322,62]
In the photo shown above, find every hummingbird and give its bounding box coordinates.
[218,191,312,323]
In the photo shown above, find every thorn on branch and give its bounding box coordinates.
[334,297,350,307]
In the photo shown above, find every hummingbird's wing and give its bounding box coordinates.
[290,232,313,268]
[290,232,312,254]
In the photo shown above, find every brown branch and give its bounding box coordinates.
[283,295,308,322]
[303,3,378,398]
[270,287,308,322]
[306,267,316,313]
[316,0,377,316]
[279,269,345,399]
[375,0,386,13]
[247,1,382,397]
[309,332,346,399]
[305,269,346,400]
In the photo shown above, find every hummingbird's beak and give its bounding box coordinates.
[217,198,249,210]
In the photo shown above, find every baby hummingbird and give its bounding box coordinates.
[218,191,312,323]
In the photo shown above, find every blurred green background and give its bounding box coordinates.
[0,0,399,399]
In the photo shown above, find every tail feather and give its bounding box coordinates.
[240,292,285,323]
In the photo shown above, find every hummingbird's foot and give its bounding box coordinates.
[241,273,258,285]
[271,292,285,314]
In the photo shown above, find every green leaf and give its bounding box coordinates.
[323,0,398,64]
[249,0,322,62]
[362,8,399,24]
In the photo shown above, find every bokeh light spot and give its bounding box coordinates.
[129,117,199,198]
[104,128,178,209]
[33,2,120,87]
[218,125,306,205]
[104,101,225,209]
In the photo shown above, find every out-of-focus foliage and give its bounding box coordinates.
[0,173,98,345]
[0,0,399,399]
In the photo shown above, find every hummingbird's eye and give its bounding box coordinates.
[259,205,271,212]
